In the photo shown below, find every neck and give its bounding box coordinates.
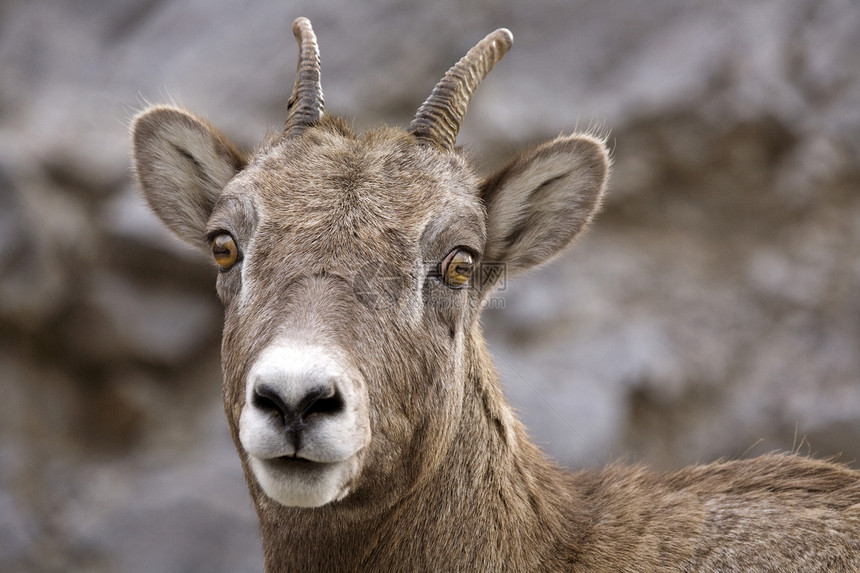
[252,331,589,571]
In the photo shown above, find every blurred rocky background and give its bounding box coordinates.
[1,0,858,571]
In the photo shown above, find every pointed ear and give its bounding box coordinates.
[481,134,609,277]
[132,106,246,249]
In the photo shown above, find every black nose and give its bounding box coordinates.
[252,383,344,430]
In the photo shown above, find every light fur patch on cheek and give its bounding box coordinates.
[238,235,256,312]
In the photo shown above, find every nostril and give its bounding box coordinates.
[299,386,344,419]
[252,383,344,426]
[253,384,290,424]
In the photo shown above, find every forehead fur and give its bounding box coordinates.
[214,116,486,274]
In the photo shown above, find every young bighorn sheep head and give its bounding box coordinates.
[133,19,608,510]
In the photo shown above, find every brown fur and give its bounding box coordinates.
[132,28,860,573]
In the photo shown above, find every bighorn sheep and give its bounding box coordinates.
[132,17,860,572]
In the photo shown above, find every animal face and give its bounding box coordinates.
[215,123,487,507]
[132,19,609,509]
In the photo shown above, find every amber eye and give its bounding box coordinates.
[440,248,474,289]
[211,233,239,269]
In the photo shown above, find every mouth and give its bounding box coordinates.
[273,454,315,465]
[266,455,331,472]
[249,454,358,507]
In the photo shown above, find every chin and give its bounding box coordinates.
[249,455,360,508]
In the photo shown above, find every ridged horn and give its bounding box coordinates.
[409,28,513,151]
[285,17,324,136]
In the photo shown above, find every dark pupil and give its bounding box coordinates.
[454,262,470,275]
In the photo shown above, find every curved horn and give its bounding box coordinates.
[409,28,513,151]
[285,17,324,136]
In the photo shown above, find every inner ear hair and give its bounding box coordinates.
[480,134,609,277]
[132,106,247,248]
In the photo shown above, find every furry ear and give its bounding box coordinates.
[481,134,609,279]
[132,106,246,249]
